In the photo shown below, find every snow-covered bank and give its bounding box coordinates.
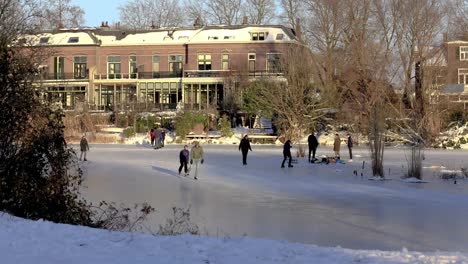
[1,213,467,264]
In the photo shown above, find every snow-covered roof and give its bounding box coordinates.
[29,31,98,46]
[30,25,298,47]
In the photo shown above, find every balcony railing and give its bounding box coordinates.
[39,72,89,81]
[39,70,283,81]
[94,71,183,80]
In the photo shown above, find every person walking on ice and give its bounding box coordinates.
[239,135,252,165]
[347,133,353,161]
[190,141,204,180]
[281,139,293,168]
[333,133,341,159]
[178,145,190,176]
[308,132,319,163]
[79,135,89,161]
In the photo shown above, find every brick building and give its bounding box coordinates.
[31,24,301,112]
[442,40,468,108]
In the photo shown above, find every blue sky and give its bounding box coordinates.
[72,0,128,27]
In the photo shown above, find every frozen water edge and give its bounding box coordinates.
[79,144,468,252]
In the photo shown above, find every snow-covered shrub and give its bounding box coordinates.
[404,144,424,180]
[93,202,154,232]
[158,207,199,236]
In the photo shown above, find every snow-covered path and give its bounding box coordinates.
[80,144,468,252]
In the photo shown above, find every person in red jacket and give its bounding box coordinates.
[150,128,155,146]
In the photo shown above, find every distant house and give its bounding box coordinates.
[441,40,468,109]
[27,22,303,112]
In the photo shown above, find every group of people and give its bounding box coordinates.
[178,141,204,180]
[150,128,166,148]
[308,132,353,164]
[237,132,354,169]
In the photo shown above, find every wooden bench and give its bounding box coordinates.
[185,134,222,140]
[248,134,277,144]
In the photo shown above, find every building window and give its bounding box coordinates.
[129,56,137,79]
[459,68,468,85]
[208,36,219,40]
[251,32,267,41]
[198,54,212,71]
[267,53,281,73]
[169,55,183,76]
[73,56,87,79]
[54,56,64,79]
[152,56,160,78]
[460,46,468,61]
[107,56,121,79]
[276,34,284,40]
[68,37,79,43]
[222,54,229,70]
[40,37,49,44]
[248,53,256,72]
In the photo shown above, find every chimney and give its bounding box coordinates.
[242,16,248,25]
[295,18,302,41]
[193,16,202,27]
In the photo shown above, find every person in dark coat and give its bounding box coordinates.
[239,135,252,165]
[178,145,190,176]
[281,139,293,168]
[308,133,319,163]
[79,135,89,161]
[347,133,353,161]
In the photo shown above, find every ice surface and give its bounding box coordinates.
[80,145,468,252]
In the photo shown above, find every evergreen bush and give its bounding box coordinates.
[175,112,208,138]
[219,115,234,137]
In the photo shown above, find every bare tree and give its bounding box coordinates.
[279,0,305,29]
[119,0,184,29]
[183,0,207,26]
[242,45,327,141]
[37,0,85,29]
[242,0,276,25]
[447,0,468,40]
[302,0,346,107]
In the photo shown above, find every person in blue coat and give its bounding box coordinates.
[281,139,293,168]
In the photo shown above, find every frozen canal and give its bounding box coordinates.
[80,144,468,252]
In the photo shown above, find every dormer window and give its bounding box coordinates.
[224,36,234,40]
[208,36,219,40]
[40,37,49,44]
[276,34,284,40]
[251,32,267,41]
[178,36,189,40]
[68,37,79,43]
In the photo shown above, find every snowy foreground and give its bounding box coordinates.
[1,213,468,264]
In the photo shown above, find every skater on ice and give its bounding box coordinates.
[281,139,293,168]
[190,141,204,180]
[178,145,190,176]
[150,128,155,146]
[308,132,319,163]
[239,134,252,165]
[333,133,341,159]
[79,135,89,161]
[347,133,353,161]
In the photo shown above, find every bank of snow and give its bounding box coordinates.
[1,214,467,264]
